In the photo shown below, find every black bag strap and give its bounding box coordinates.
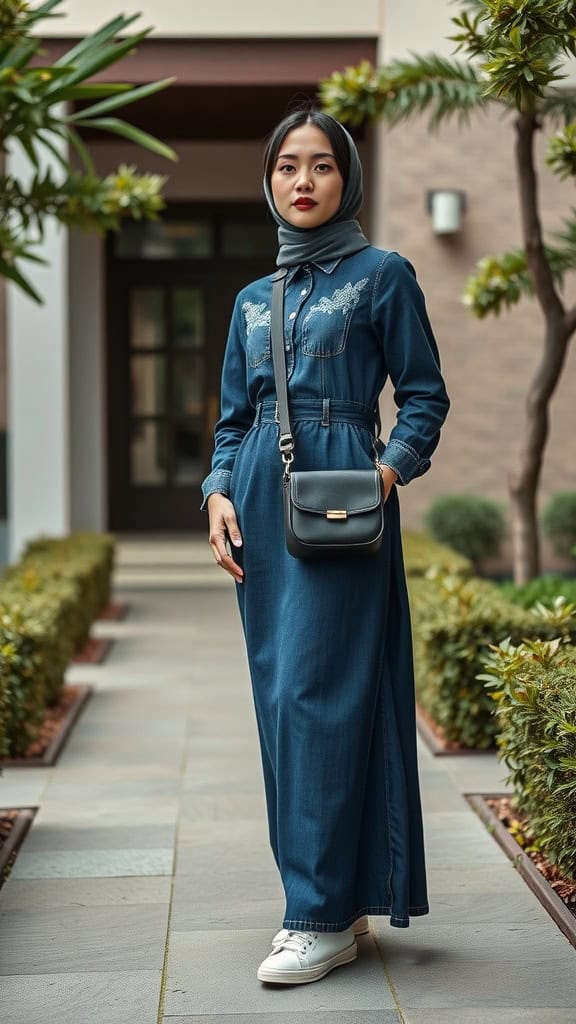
[270,269,294,474]
[270,267,381,476]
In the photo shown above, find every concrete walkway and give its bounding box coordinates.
[0,584,575,1024]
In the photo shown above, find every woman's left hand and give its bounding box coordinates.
[377,463,398,503]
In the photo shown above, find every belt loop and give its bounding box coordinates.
[322,398,330,427]
[255,402,262,425]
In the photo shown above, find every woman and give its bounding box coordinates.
[201,108,450,986]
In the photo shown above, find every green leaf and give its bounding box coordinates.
[52,14,141,68]
[67,78,175,121]
[45,30,151,98]
[63,84,132,101]
[72,117,178,162]
[65,126,95,175]
[0,261,43,304]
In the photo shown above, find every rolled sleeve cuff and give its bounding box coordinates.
[378,438,430,486]
[200,468,233,511]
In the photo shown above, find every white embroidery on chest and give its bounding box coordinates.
[242,300,271,334]
[306,278,369,319]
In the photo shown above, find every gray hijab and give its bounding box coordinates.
[262,121,370,268]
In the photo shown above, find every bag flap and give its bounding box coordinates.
[290,470,382,516]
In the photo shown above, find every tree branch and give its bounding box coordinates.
[515,113,565,322]
[564,304,576,336]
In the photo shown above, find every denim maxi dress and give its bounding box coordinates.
[201,246,450,932]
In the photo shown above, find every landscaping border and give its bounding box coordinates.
[467,792,576,949]
[416,703,496,757]
[1,684,93,767]
[96,601,129,622]
[0,808,36,884]
[72,637,113,664]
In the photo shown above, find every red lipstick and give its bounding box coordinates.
[293,198,317,210]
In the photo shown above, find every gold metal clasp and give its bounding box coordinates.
[326,510,348,520]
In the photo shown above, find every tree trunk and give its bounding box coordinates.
[511,114,569,583]
[509,322,569,584]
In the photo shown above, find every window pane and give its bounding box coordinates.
[130,288,165,349]
[173,421,203,485]
[174,288,205,349]
[174,354,203,417]
[131,421,166,485]
[115,220,213,259]
[131,355,165,415]
[222,220,276,258]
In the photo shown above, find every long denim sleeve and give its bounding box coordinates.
[200,294,254,510]
[372,252,450,485]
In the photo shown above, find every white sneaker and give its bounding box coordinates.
[271,915,369,949]
[257,927,357,985]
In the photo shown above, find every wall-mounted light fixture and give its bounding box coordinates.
[426,189,467,235]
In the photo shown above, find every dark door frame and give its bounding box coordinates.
[105,201,276,532]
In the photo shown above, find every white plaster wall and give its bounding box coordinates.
[6,145,70,560]
[36,0,381,37]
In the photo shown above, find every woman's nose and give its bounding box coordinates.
[295,171,313,191]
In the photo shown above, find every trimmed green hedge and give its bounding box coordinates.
[402,530,473,578]
[481,639,576,880]
[0,532,114,758]
[499,574,576,609]
[409,571,576,749]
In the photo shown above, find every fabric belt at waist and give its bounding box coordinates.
[255,399,377,430]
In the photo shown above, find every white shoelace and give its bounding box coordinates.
[275,930,317,956]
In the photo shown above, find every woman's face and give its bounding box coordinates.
[270,123,344,229]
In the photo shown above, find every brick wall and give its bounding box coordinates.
[375,107,576,570]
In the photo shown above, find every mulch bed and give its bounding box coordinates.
[485,795,576,919]
[72,635,112,664]
[0,809,36,886]
[96,601,129,622]
[1,683,92,767]
[416,701,496,756]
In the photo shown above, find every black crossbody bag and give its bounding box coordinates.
[270,268,385,559]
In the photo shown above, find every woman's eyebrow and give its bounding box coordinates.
[277,152,335,160]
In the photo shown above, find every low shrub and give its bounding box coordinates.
[423,494,506,569]
[480,637,576,881]
[541,492,576,561]
[500,574,576,609]
[402,530,472,578]
[409,570,576,749]
[0,532,115,758]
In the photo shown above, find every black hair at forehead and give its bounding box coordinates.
[262,107,351,187]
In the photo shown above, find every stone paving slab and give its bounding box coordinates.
[10,847,174,879]
[31,797,180,827]
[0,876,172,910]
[403,1011,576,1024]
[372,921,576,1009]
[163,932,396,1015]
[163,1014,401,1023]
[0,969,162,1024]
[20,823,176,851]
[0,903,169,975]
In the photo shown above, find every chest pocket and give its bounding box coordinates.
[302,278,369,357]
[242,300,271,367]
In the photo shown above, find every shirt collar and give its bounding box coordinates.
[283,256,343,284]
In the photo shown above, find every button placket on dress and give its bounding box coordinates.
[284,266,312,381]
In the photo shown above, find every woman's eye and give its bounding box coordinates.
[279,164,294,173]
[316,163,332,172]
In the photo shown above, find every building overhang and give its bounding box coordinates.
[36,37,377,139]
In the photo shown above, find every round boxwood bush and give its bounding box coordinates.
[541,491,576,561]
[423,494,506,567]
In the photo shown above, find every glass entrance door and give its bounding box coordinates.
[106,204,275,531]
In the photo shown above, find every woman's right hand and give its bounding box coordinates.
[207,493,244,583]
